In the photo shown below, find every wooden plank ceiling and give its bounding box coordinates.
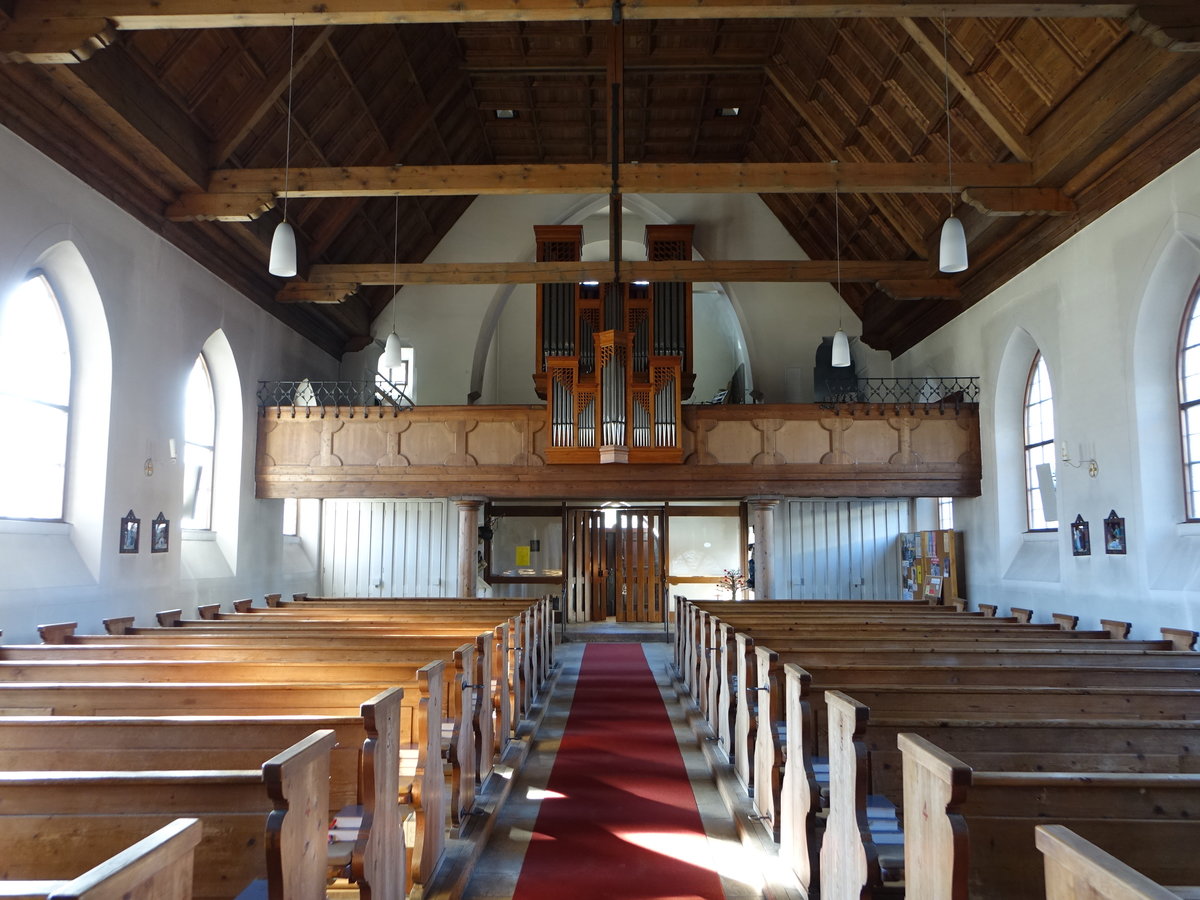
[0,4,1198,359]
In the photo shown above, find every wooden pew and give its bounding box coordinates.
[748,651,1200,892]
[0,639,495,790]
[0,677,447,890]
[220,594,555,686]
[707,627,1191,802]
[126,595,552,716]
[816,690,1200,900]
[36,627,520,751]
[0,817,201,900]
[1036,825,1190,900]
[0,730,336,900]
[34,621,507,792]
[678,601,1164,728]
[0,685,425,896]
[900,732,1200,900]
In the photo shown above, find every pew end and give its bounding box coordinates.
[820,691,886,900]
[100,617,135,636]
[1101,619,1133,640]
[37,623,77,645]
[1036,825,1183,900]
[1051,613,1079,632]
[1162,628,1199,651]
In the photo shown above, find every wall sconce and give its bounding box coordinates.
[1060,441,1098,478]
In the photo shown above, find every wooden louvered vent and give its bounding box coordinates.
[535,225,694,464]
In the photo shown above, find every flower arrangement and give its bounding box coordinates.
[718,568,748,600]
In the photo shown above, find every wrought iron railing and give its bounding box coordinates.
[257,378,414,416]
[821,376,980,412]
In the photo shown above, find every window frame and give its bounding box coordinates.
[937,496,954,531]
[1023,352,1058,532]
[182,352,217,532]
[1180,284,1200,522]
[0,272,74,522]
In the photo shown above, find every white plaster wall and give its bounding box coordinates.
[897,147,1200,639]
[0,125,336,642]
[358,192,871,404]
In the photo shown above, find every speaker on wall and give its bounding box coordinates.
[1035,462,1058,522]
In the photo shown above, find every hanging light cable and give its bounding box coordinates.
[939,12,969,274]
[381,194,405,369]
[268,18,298,277]
[831,172,852,367]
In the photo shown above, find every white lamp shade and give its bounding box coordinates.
[269,221,297,277]
[939,216,969,273]
[831,329,852,367]
[380,332,405,369]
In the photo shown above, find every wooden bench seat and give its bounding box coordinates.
[1,637,517,757]
[0,817,201,900]
[1036,824,1195,900]
[815,690,1200,900]
[0,684,425,895]
[0,645,493,786]
[39,618,522,779]
[215,595,553,685]
[155,610,551,688]
[42,624,528,731]
[0,678,445,891]
[113,595,553,716]
[0,731,335,900]
[900,732,1200,900]
[704,628,1192,795]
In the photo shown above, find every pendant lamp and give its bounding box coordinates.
[380,195,405,369]
[938,15,969,275]
[831,329,851,367]
[831,175,852,368]
[269,19,298,277]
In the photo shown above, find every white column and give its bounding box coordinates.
[455,498,486,598]
[746,497,781,600]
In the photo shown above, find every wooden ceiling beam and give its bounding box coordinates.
[165,161,1040,219]
[0,17,114,63]
[7,2,1162,31]
[300,259,940,286]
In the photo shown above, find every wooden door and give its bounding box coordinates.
[613,509,666,623]
[564,509,605,623]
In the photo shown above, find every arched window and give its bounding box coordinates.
[0,275,71,519]
[182,354,216,530]
[1181,290,1200,520]
[1024,353,1057,531]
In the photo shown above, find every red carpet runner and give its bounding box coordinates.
[512,643,726,900]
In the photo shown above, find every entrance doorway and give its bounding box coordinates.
[564,506,666,623]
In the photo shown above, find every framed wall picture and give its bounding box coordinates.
[1070,514,1091,557]
[151,512,170,554]
[1103,510,1126,555]
[119,510,140,554]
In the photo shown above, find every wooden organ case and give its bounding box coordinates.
[533,225,695,464]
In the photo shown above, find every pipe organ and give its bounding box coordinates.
[534,225,694,464]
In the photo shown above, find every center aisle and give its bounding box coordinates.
[512,643,725,900]
[464,640,764,900]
